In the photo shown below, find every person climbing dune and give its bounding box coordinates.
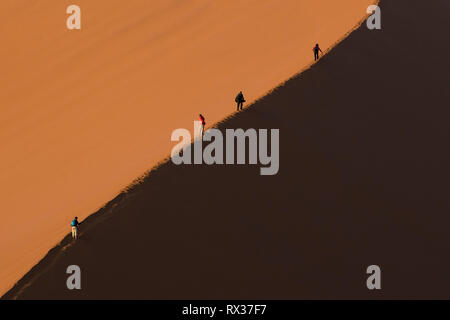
[235,91,245,111]
[313,43,323,61]
[70,217,80,240]
[199,114,205,137]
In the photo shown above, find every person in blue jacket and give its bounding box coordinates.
[71,217,80,239]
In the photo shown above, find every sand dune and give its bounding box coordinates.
[0,0,375,295]
[4,0,450,299]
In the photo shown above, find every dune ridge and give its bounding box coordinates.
[0,0,376,295]
[2,5,379,299]
[4,0,450,299]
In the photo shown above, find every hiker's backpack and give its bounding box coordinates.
[71,219,77,227]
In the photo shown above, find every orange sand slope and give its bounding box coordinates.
[0,0,374,295]
[5,0,450,299]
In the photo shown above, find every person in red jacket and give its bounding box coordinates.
[313,43,323,61]
[199,114,205,137]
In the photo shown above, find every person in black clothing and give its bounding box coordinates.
[313,43,323,61]
[235,91,245,111]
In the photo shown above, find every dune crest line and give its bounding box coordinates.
[1,0,378,296]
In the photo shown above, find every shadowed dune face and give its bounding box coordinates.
[3,0,450,300]
[0,0,374,295]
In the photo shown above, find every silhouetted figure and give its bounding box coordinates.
[71,217,79,239]
[235,91,245,111]
[313,43,323,61]
[199,114,205,137]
